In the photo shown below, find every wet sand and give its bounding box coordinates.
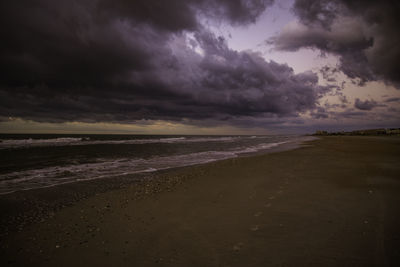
[1,136,400,266]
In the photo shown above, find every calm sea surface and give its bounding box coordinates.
[0,134,315,194]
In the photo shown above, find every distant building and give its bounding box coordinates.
[386,128,400,135]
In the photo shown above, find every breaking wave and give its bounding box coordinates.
[0,141,289,194]
[0,136,248,149]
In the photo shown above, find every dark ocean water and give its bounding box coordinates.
[0,134,315,194]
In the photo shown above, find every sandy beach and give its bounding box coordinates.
[1,136,400,266]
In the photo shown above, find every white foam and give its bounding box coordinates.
[233,141,288,154]
[0,150,240,194]
[0,139,293,194]
[0,136,245,149]
[74,136,241,145]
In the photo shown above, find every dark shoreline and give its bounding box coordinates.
[0,137,312,238]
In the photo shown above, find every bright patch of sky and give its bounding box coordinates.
[0,118,274,135]
[208,0,339,74]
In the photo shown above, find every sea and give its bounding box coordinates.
[0,134,315,195]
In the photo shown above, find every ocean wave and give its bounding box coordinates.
[0,151,237,194]
[233,141,288,154]
[0,136,246,149]
[0,137,83,149]
[0,140,289,194]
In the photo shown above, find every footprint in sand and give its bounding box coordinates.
[254,211,263,217]
[250,225,260,231]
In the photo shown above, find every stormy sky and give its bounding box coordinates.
[0,0,399,134]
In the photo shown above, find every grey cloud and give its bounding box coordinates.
[384,97,400,103]
[320,65,340,83]
[190,31,328,117]
[354,98,379,111]
[0,0,335,125]
[98,0,274,31]
[0,0,274,87]
[311,107,329,119]
[338,110,366,118]
[338,95,349,104]
[269,0,400,87]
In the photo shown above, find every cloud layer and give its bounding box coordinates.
[269,0,400,87]
[0,0,334,126]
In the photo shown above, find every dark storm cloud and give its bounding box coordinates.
[310,107,329,119]
[268,0,400,87]
[354,98,379,111]
[98,0,274,30]
[334,109,366,118]
[0,0,274,86]
[320,65,340,83]
[384,97,400,103]
[0,0,332,124]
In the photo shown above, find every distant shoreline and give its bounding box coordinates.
[313,127,400,136]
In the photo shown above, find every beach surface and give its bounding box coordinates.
[1,136,400,266]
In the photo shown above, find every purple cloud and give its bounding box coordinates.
[268,0,400,88]
[0,0,336,126]
[354,98,378,111]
